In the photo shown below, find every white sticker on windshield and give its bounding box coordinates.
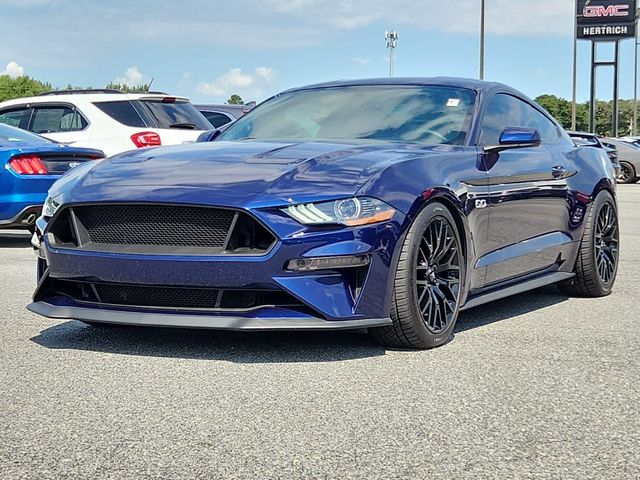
[447,98,461,107]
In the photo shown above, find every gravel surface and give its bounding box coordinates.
[1,186,638,479]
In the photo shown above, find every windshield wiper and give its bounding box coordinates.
[169,122,197,130]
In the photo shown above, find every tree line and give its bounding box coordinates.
[0,75,244,105]
[534,94,637,137]
[0,74,634,135]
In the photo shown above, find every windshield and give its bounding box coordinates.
[220,85,476,145]
[0,123,52,145]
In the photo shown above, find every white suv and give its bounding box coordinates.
[0,90,212,157]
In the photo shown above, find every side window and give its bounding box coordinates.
[93,101,146,128]
[479,94,559,145]
[0,108,30,129]
[479,94,520,146]
[31,105,88,134]
[202,111,233,128]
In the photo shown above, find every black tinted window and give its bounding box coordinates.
[31,106,87,133]
[93,101,146,127]
[0,108,30,128]
[201,111,232,128]
[136,100,211,130]
[480,94,559,145]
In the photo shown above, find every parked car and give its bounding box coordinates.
[617,136,640,148]
[195,104,252,128]
[29,78,619,349]
[0,123,103,231]
[567,131,621,179]
[602,137,640,184]
[0,89,211,157]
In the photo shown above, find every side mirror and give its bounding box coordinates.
[196,129,222,143]
[484,127,541,153]
[241,101,256,114]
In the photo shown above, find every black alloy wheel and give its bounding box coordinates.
[415,217,461,334]
[594,202,619,285]
[370,202,464,349]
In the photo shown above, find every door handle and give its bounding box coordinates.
[551,165,566,178]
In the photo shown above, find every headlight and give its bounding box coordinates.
[42,195,61,218]
[284,197,395,226]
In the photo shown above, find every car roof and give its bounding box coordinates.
[0,92,191,106]
[195,104,245,110]
[279,77,514,95]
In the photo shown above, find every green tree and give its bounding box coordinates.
[0,75,52,101]
[105,82,150,93]
[226,94,244,105]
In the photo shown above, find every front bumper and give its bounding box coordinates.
[30,202,406,329]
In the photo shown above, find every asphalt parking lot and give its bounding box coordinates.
[0,186,638,480]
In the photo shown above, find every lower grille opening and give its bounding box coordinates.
[41,279,309,313]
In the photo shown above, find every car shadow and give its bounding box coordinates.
[0,231,32,248]
[30,286,569,363]
[455,285,568,333]
[30,322,386,363]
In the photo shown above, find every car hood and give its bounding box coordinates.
[52,140,454,206]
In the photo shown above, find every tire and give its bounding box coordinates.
[559,190,619,297]
[370,202,464,349]
[618,162,638,184]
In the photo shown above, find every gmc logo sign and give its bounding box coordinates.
[583,5,629,17]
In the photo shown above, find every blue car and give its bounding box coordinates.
[29,78,619,349]
[0,123,104,231]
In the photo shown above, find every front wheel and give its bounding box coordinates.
[370,202,463,349]
[559,190,619,297]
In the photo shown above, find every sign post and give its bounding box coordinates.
[577,0,637,136]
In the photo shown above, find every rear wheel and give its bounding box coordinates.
[618,162,638,184]
[370,202,463,349]
[559,190,619,297]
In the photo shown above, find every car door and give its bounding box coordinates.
[477,93,573,286]
[29,104,90,146]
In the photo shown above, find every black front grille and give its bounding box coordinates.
[48,204,276,255]
[74,204,235,249]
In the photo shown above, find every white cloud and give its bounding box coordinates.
[114,66,149,86]
[197,67,275,100]
[1,60,24,78]
[353,57,371,66]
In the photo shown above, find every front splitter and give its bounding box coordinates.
[27,301,392,331]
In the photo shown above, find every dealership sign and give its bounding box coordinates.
[577,0,637,40]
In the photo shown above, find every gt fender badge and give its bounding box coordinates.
[475,199,488,209]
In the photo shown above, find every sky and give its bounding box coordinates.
[0,0,637,104]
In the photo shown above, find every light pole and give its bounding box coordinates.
[634,8,640,136]
[572,1,578,131]
[480,0,485,80]
[385,30,399,77]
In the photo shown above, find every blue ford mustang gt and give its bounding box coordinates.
[29,78,619,349]
[0,123,104,231]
